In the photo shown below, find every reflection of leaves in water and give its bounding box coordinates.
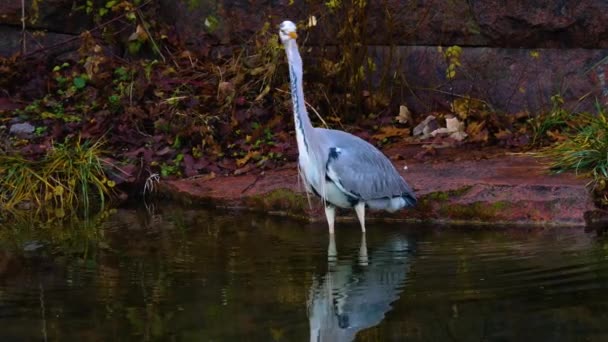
[0,210,111,258]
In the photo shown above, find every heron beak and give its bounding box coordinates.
[288,32,298,39]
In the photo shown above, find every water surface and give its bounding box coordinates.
[1,207,608,341]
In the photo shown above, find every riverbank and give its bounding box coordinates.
[160,146,602,227]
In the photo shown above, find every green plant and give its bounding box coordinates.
[34,126,47,137]
[224,20,285,108]
[0,137,115,216]
[441,45,463,80]
[529,94,571,146]
[542,104,608,205]
[160,154,184,177]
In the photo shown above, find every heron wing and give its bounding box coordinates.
[318,128,415,201]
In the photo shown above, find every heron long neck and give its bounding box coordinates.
[285,39,314,153]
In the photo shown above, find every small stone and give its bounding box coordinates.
[9,122,35,136]
[395,105,412,125]
[413,115,437,137]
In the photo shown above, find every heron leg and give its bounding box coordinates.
[324,204,336,234]
[354,202,366,233]
[328,233,337,264]
[358,232,368,266]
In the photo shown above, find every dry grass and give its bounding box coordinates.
[0,137,115,216]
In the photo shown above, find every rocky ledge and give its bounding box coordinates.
[160,147,601,227]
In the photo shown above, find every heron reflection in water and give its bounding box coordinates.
[308,234,412,341]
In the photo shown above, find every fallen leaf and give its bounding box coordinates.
[451,97,486,120]
[128,24,148,42]
[234,163,255,176]
[546,130,567,142]
[372,126,410,141]
[155,146,173,156]
[466,121,489,143]
[237,150,261,167]
[494,129,512,140]
[254,85,271,102]
[194,172,216,182]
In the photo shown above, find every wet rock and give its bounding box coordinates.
[584,210,608,230]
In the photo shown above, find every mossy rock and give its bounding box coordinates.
[244,188,311,217]
[438,201,509,222]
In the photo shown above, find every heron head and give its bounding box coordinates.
[278,20,298,44]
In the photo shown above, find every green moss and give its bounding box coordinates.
[422,186,473,202]
[408,186,475,221]
[244,188,310,216]
[427,192,449,201]
[438,201,510,221]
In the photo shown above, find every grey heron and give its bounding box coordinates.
[278,20,417,234]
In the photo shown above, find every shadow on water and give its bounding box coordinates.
[2,206,608,340]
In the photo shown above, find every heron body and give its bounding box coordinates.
[279,20,416,234]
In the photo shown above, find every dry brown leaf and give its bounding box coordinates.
[194,172,216,182]
[372,126,410,141]
[128,24,148,42]
[254,85,271,102]
[494,129,512,140]
[237,150,260,167]
[546,130,568,142]
[451,97,486,120]
[466,121,489,143]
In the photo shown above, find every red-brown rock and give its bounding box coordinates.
[161,148,597,227]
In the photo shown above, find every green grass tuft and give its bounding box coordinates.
[541,104,608,205]
[0,137,115,217]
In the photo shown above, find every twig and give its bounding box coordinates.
[414,86,496,112]
[241,172,264,194]
[585,55,608,75]
[21,0,26,54]
[135,7,166,62]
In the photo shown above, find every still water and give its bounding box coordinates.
[1,207,608,341]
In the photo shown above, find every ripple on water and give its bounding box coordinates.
[2,210,608,341]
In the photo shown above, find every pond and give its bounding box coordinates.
[1,207,608,341]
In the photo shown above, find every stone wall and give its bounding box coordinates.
[2,0,608,114]
[0,0,90,58]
